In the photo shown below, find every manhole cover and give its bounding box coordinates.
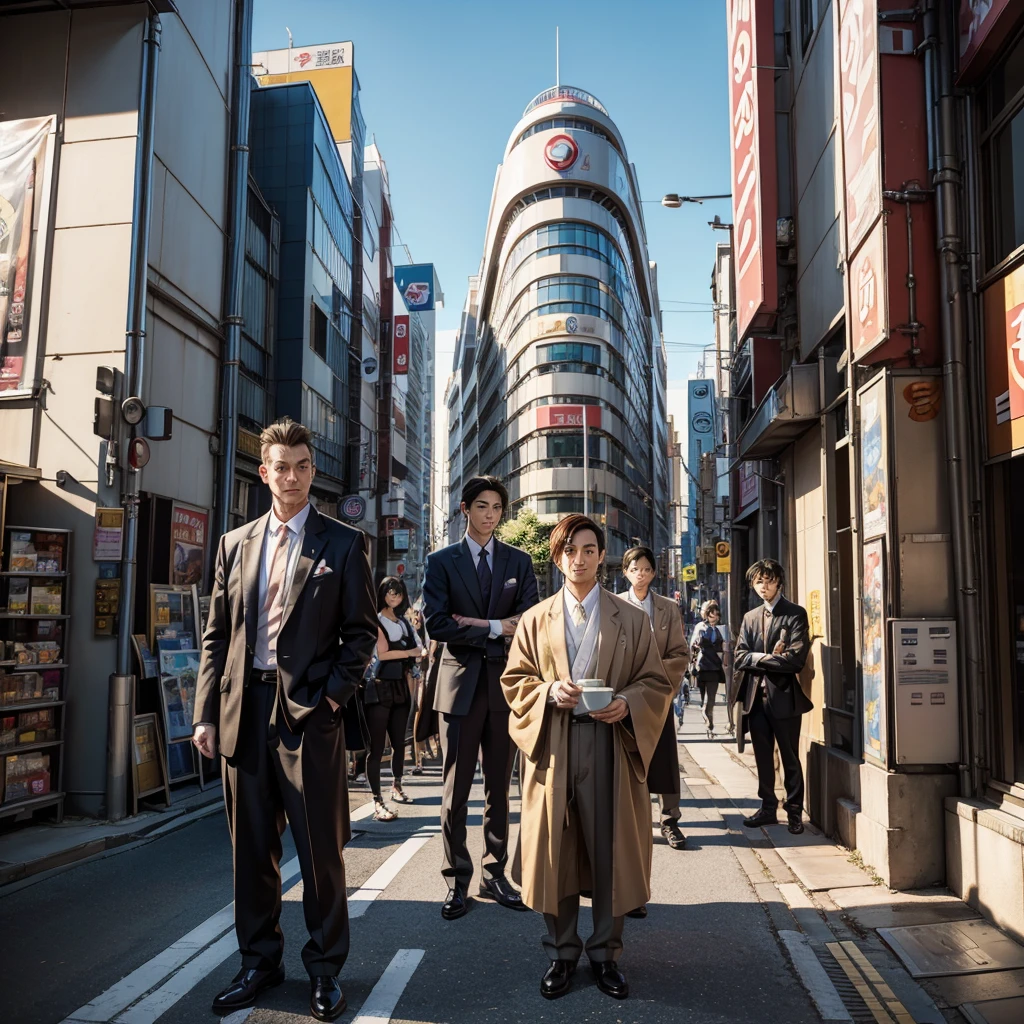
[879,920,1024,978]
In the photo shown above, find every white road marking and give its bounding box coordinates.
[349,832,435,918]
[351,949,425,1024]
[219,1011,254,1024]
[777,930,854,1022]
[60,857,299,1024]
[61,799,411,1024]
[115,932,239,1024]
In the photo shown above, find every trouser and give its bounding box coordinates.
[440,661,515,888]
[543,720,624,964]
[659,792,681,827]
[700,678,721,729]
[747,690,804,815]
[222,679,349,977]
[364,694,409,799]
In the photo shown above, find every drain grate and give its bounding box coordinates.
[816,940,882,1023]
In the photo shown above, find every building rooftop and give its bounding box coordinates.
[523,85,609,117]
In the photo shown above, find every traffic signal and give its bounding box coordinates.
[94,366,123,438]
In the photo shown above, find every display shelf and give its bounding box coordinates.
[0,791,65,818]
[0,698,65,712]
[0,613,71,620]
[9,663,67,672]
[1,738,63,756]
[0,571,69,579]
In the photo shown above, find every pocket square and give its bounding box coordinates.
[503,577,517,589]
[313,560,333,577]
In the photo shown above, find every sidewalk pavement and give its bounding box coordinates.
[681,700,1024,1024]
[0,781,226,889]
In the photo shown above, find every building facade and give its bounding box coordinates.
[446,85,669,571]
[718,0,1024,942]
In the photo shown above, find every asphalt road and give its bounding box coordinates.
[0,703,820,1024]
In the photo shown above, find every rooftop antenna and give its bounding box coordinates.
[556,26,560,88]
[286,26,293,48]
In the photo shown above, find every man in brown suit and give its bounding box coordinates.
[502,515,672,1002]
[192,418,376,1022]
[620,545,690,918]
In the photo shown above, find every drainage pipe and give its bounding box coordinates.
[108,13,161,822]
[215,0,254,543]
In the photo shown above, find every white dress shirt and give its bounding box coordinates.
[464,533,502,638]
[626,587,655,629]
[750,592,783,667]
[253,503,311,669]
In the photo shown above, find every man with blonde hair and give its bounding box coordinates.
[193,417,377,1021]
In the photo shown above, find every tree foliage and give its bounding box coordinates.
[496,506,552,575]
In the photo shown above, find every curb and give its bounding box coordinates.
[0,789,224,890]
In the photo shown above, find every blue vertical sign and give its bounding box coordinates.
[683,380,716,564]
[394,264,435,312]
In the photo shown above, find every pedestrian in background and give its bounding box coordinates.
[362,576,424,821]
[621,546,690,880]
[404,606,430,774]
[192,417,376,1022]
[733,559,812,835]
[690,600,725,738]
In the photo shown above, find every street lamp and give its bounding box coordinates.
[661,193,732,208]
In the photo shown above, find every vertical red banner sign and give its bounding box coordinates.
[839,0,882,257]
[393,314,409,375]
[727,0,778,342]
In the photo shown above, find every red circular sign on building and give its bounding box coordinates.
[396,563,406,576]
[544,134,579,171]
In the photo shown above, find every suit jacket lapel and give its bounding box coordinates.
[453,539,486,616]
[281,506,329,631]
[597,589,622,685]
[766,599,786,652]
[545,592,571,681]
[487,541,511,618]
[241,512,271,648]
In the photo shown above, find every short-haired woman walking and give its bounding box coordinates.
[690,600,725,739]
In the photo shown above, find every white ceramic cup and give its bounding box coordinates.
[577,678,605,689]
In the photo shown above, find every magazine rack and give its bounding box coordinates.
[0,525,71,823]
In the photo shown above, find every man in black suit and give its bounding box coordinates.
[423,475,539,920]
[193,418,377,1021]
[733,558,812,836]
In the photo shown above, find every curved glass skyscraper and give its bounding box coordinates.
[447,85,669,570]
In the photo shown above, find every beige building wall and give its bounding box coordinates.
[0,3,234,815]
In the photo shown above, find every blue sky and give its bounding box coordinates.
[253,0,732,384]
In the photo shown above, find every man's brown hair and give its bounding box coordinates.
[549,513,606,564]
[259,417,314,465]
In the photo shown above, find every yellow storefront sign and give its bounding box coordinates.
[715,541,731,573]
[682,564,697,581]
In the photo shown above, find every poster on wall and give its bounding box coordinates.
[170,502,208,586]
[0,116,51,395]
[862,538,887,765]
[859,377,888,539]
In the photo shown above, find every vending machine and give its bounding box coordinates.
[890,618,960,765]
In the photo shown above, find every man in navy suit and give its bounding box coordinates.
[423,475,539,920]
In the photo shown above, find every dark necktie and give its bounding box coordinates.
[477,547,492,611]
[761,607,771,693]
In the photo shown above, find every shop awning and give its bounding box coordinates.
[0,1,178,13]
[737,363,821,460]
[0,459,41,481]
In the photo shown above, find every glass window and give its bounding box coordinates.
[537,342,601,364]
[311,301,328,360]
[988,108,1024,266]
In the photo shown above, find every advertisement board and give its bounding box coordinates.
[393,314,410,374]
[0,116,52,395]
[536,405,601,429]
[859,376,888,540]
[726,0,778,341]
[861,538,887,765]
[395,264,435,312]
[170,502,208,587]
[983,262,1024,457]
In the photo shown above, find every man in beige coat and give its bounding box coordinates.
[502,515,672,1002]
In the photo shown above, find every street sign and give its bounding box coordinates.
[340,495,366,521]
[396,563,406,575]
[716,540,732,573]
[682,564,697,581]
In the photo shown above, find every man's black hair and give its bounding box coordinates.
[460,475,509,513]
[622,545,657,575]
[745,558,786,590]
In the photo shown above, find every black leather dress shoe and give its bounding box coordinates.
[310,976,346,1022]
[591,960,629,999]
[211,964,285,1014]
[478,876,529,911]
[541,959,576,999]
[661,823,687,849]
[626,905,648,919]
[743,809,779,828]
[441,884,469,920]
[788,815,805,835]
